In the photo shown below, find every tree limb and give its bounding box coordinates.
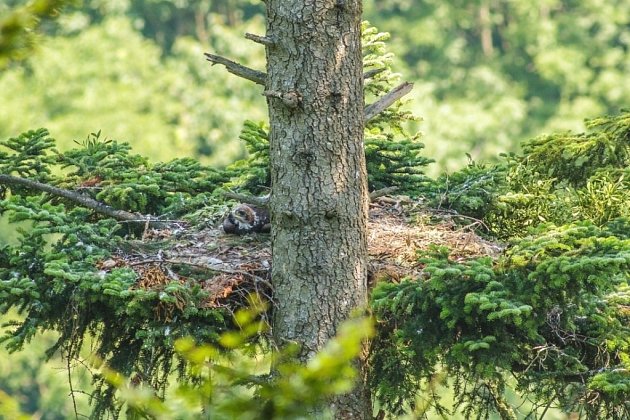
[363,67,386,79]
[204,52,266,86]
[223,191,270,207]
[0,174,166,227]
[365,82,414,121]
[224,188,396,206]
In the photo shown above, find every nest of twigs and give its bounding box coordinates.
[101,197,503,316]
[367,197,503,285]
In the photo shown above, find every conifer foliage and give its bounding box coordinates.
[1,19,629,419]
[371,111,630,418]
[431,111,630,237]
[0,128,233,416]
[0,24,434,417]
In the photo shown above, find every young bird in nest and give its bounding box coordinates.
[223,204,271,235]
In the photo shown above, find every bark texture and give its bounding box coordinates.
[265,0,370,417]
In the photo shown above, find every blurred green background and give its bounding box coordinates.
[0,0,628,417]
[2,0,628,172]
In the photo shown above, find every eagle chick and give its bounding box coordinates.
[223,204,271,235]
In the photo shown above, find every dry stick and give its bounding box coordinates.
[363,67,386,79]
[223,191,270,207]
[431,208,492,232]
[0,174,165,227]
[204,52,266,85]
[67,347,79,420]
[225,188,397,208]
[129,258,239,273]
[364,81,414,121]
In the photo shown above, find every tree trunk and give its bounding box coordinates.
[265,0,370,418]
[478,2,494,57]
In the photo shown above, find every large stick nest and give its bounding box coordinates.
[99,197,504,316]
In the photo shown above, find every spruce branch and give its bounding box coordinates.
[365,82,414,121]
[204,52,266,85]
[0,174,166,226]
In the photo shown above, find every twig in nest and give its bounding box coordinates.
[225,188,394,206]
[369,186,399,201]
[430,208,491,232]
[129,258,269,277]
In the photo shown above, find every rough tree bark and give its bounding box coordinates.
[265,0,370,417]
[205,0,411,415]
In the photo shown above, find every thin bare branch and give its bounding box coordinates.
[364,81,414,121]
[204,52,266,85]
[224,191,270,207]
[363,67,386,79]
[0,174,168,227]
[430,208,493,233]
[245,32,276,47]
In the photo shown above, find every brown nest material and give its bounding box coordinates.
[98,198,504,315]
[367,199,504,285]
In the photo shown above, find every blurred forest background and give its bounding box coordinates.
[1,0,629,417]
[2,0,628,171]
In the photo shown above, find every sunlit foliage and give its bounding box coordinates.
[371,111,630,418]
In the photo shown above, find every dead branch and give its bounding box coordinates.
[0,174,168,227]
[224,187,395,207]
[430,208,492,232]
[204,52,266,85]
[223,191,270,207]
[365,82,414,121]
[130,258,267,277]
[203,52,407,122]
[363,67,386,79]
